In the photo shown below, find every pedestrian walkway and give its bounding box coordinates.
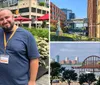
[36,74,49,85]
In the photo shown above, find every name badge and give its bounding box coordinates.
[0,54,9,64]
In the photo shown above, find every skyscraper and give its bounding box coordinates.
[65,57,69,61]
[75,57,79,63]
[69,13,75,19]
[61,8,72,20]
[61,8,76,28]
[56,55,60,63]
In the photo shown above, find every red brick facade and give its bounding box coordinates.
[50,2,66,29]
[88,0,97,38]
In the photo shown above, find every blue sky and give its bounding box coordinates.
[51,0,87,18]
[50,43,100,62]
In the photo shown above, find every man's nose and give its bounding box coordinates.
[3,18,7,23]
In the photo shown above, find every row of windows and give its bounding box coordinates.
[11,7,48,14]
[31,7,48,14]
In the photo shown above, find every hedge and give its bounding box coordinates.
[50,32,89,41]
[25,27,49,39]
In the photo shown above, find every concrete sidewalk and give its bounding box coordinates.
[36,74,49,85]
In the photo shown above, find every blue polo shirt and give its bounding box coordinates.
[0,27,40,85]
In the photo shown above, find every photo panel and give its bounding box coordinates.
[50,42,100,85]
[50,0,100,41]
[0,0,50,85]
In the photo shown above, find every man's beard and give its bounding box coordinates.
[3,23,14,32]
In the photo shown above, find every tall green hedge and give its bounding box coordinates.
[25,27,49,39]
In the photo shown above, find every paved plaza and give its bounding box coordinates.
[36,74,49,85]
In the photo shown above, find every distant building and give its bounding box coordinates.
[75,57,79,63]
[71,60,77,64]
[56,55,60,62]
[61,8,76,29]
[50,2,66,29]
[65,60,72,64]
[61,8,72,20]
[60,60,65,64]
[65,57,69,61]
[69,13,75,19]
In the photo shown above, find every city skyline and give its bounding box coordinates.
[50,42,100,62]
[51,0,87,18]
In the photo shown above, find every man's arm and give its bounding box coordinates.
[28,58,39,85]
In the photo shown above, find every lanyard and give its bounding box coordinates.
[4,25,18,50]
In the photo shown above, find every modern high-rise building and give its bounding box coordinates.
[75,57,79,63]
[69,13,75,19]
[0,0,49,28]
[65,57,69,61]
[61,8,76,28]
[97,0,100,38]
[56,55,60,62]
[61,8,72,20]
[87,0,97,38]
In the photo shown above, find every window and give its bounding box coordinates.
[22,15,29,18]
[31,7,36,12]
[37,9,41,13]
[19,7,29,13]
[43,10,46,14]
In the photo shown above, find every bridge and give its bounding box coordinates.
[72,55,100,73]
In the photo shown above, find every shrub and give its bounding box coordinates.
[39,2,45,6]
[50,32,89,41]
[25,27,49,39]
[50,24,57,32]
[35,36,49,68]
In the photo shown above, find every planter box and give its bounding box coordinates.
[36,58,49,80]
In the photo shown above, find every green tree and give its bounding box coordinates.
[50,24,57,32]
[63,25,72,33]
[39,2,45,6]
[86,73,96,85]
[79,73,96,85]
[79,73,87,85]
[50,62,61,85]
[62,69,77,85]
[96,77,100,85]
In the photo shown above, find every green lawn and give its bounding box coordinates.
[50,32,89,41]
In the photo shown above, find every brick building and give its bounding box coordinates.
[97,0,100,38]
[87,0,97,38]
[50,2,66,29]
